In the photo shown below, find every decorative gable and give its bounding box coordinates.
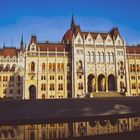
[115,35,123,46]
[105,34,113,46]
[30,43,37,52]
[85,33,94,45]
[95,34,104,45]
[74,32,83,45]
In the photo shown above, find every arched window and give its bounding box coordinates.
[61,63,64,71]
[87,52,90,62]
[106,52,110,63]
[53,63,55,71]
[57,63,61,71]
[49,63,52,71]
[31,62,35,72]
[96,52,100,63]
[110,52,114,63]
[91,52,95,63]
[100,52,104,62]
[42,63,45,72]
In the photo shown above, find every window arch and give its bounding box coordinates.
[53,63,55,71]
[31,62,35,72]
[110,52,114,63]
[42,63,45,72]
[57,63,61,71]
[106,52,110,63]
[87,52,90,62]
[61,63,64,71]
[96,52,100,63]
[49,63,52,71]
[100,52,104,62]
[91,52,95,63]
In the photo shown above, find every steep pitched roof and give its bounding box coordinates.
[0,47,18,57]
[62,23,120,43]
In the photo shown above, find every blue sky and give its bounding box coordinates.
[0,0,140,47]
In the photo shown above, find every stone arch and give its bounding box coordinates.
[108,74,116,91]
[87,74,96,93]
[98,74,106,91]
[29,85,36,99]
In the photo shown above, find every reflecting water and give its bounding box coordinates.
[0,116,140,140]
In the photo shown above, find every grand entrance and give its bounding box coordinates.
[108,74,116,91]
[98,74,106,91]
[29,85,36,99]
[87,74,96,93]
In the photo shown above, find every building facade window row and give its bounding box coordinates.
[87,52,114,63]
[130,64,140,72]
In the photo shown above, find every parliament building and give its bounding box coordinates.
[0,16,140,99]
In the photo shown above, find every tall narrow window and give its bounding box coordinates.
[91,52,94,63]
[106,52,110,63]
[100,52,104,63]
[42,63,45,72]
[110,52,114,63]
[96,52,100,63]
[31,62,35,72]
[87,52,90,62]
[49,63,52,71]
[57,63,61,71]
[53,63,55,72]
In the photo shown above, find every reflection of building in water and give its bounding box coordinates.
[0,117,140,139]
[1,17,140,99]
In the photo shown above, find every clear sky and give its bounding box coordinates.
[0,0,140,48]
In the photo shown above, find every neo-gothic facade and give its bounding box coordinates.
[0,17,140,99]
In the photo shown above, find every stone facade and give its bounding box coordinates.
[0,17,139,99]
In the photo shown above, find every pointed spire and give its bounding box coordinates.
[71,14,75,28]
[20,34,24,52]
[21,34,23,46]
[3,42,5,48]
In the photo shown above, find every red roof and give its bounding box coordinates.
[126,45,140,54]
[0,47,18,57]
[37,43,71,52]
[62,25,120,43]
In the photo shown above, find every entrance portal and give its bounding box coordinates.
[108,74,116,91]
[29,85,36,99]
